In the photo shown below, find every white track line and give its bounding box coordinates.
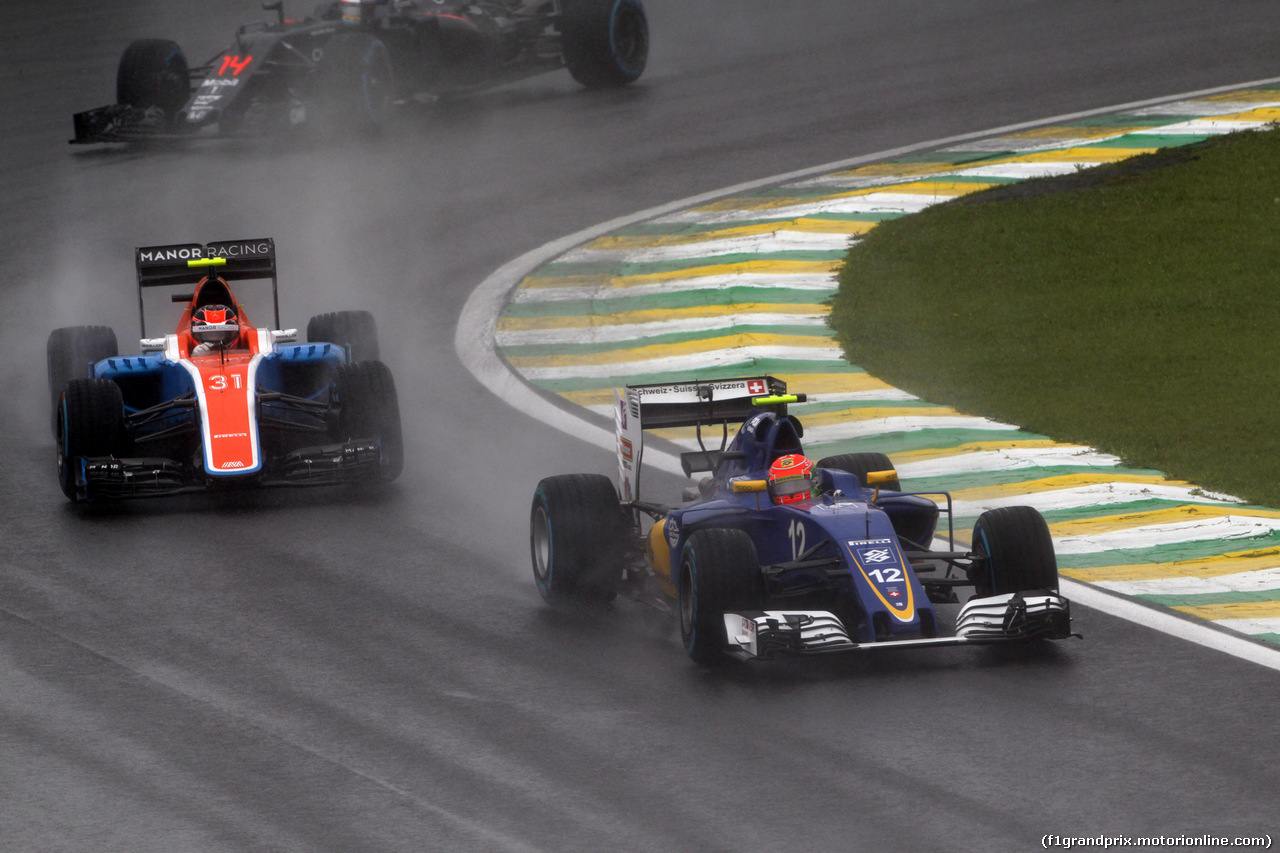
[1062,579,1280,672]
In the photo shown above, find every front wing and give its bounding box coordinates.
[68,439,384,500]
[72,105,194,144]
[722,591,1073,660]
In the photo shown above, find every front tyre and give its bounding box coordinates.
[56,379,125,502]
[530,473,627,605]
[315,33,395,132]
[679,528,761,665]
[816,452,900,491]
[47,325,118,434]
[333,360,402,482]
[116,39,190,120]
[969,506,1059,597]
[560,0,649,88]
[307,310,380,362]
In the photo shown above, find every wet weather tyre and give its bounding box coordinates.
[56,379,125,502]
[560,0,649,88]
[307,310,380,362]
[530,473,627,605]
[679,528,762,665]
[47,325,118,434]
[817,452,900,491]
[315,33,395,132]
[334,360,402,481]
[969,506,1059,597]
[116,39,190,119]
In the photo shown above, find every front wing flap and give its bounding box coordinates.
[723,591,1073,660]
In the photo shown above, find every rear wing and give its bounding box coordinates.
[615,376,805,502]
[135,238,279,336]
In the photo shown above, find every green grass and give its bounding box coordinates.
[829,128,1280,506]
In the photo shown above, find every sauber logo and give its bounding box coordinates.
[220,461,246,469]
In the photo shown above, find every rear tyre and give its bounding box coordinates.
[333,360,402,481]
[116,39,190,120]
[560,0,649,88]
[817,452,900,491]
[530,474,627,605]
[47,325,118,434]
[307,310,380,362]
[969,506,1059,597]
[679,528,761,665]
[315,33,395,132]
[56,379,125,502]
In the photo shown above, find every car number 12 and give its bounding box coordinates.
[788,519,806,561]
[867,567,903,583]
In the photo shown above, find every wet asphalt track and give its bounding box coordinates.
[3,2,1280,850]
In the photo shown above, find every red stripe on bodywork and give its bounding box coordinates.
[190,333,260,473]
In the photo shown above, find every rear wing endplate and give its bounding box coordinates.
[134,238,279,336]
[615,376,799,502]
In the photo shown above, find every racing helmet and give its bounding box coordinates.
[768,454,818,505]
[191,304,239,349]
[340,0,378,24]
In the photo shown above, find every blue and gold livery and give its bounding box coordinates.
[532,375,1075,664]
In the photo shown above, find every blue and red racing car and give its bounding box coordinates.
[46,238,401,502]
[530,376,1073,664]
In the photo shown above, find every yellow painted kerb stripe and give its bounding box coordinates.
[1049,504,1280,538]
[1175,602,1280,621]
[890,439,1068,465]
[579,219,874,251]
[1061,547,1280,583]
[551,371,893,407]
[950,472,1198,503]
[519,259,842,289]
[496,303,830,332]
[507,333,840,368]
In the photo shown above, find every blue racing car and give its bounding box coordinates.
[46,238,401,502]
[530,376,1073,664]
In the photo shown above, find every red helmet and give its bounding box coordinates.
[768,454,817,505]
[192,304,239,349]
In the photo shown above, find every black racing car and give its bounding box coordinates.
[71,0,648,143]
